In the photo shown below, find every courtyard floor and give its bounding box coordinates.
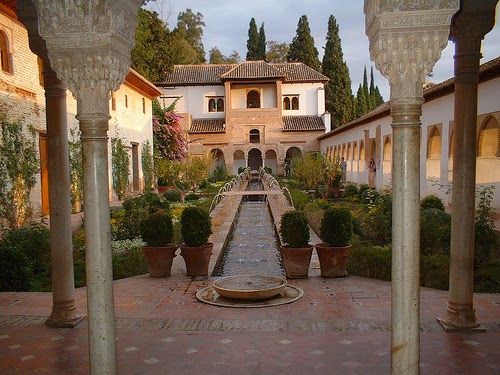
[0,274,499,375]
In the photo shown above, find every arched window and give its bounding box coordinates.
[247,90,260,108]
[217,98,224,112]
[283,97,290,110]
[427,126,442,159]
[478,116,500,157]
[359,141,365,161]
[0,31,12,74]
[353,142,358,161]
[383,137,392,161]
[208,98,216,112]
[250,129,260,143]
[291,97,299,110]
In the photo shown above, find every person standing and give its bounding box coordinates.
[368,158,376,188]
[340,157,347,186]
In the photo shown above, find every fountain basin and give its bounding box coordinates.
[213,275,286,300]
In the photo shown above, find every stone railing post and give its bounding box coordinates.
[364,1,459,374]
[28,1,142,373]
[437,1,497,331]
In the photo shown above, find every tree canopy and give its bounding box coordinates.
[176,9,206,63]
[209,47,241,64]
[287,15,321,72]
[322,15,354,128]
[246,18,266,61]
[266,41,289,63]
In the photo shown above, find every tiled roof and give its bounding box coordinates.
[190,118,226,134]
[283,116,326,132]
[156,61,328,86]
[221,61,285,80]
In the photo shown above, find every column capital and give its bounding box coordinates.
[30,0,142,114]
[364,0,459,100]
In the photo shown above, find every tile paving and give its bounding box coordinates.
[0,274,499,374]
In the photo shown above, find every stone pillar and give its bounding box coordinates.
[44,67,85,328]
[262,155,266,169]
[29,1,142,374]
[437,1,497,332]
[364,1,459,374]
[245,154,249,168]
[16,0,84,328]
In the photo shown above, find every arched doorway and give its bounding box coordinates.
[248,148,262,171]
[233,150,246,174]
[265,149,277,174]
[210,149,226,179]
[286,146,301,160]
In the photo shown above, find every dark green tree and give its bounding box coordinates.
[287,15,321,71]
[266,40,289,63]
[131,8,173,82]
[362,66,370,109]
[258,23,267,60]
[354,84,368,119]
[176,9,206,63]
[322,15,354,128]
[246,18,260,60]
[369,67,384,109]
[209,48,241,64]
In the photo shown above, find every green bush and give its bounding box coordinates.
[180,206,212,247]
[421,194,445,211]
[421,254,450,290]
[420,208,451,255]
[112,239,148,279]
[358,184,370,200]
[163,189,181,202]
[320,206,353,247]
[0,241,34,291]
[2,221,50,270]
[347,242,392,281]
[474,186,498,267]
[209,166,228,182]
[360,188,380,204]
[280,210,310,248]
[474,257,500,293]
[140,209,174,247]
[344,184,359,199]
[289,190,312,210]
[360,194,392,245]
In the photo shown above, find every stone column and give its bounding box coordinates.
[437,1,497,331]
[44,67,85,328]
[245,154,249,168]
[262,155,266,169]
[16,0,84,328]
[364,1,458,374]
[29,1,142,374]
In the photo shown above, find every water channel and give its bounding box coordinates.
[218,182,285,277]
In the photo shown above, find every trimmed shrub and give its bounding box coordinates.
[421,254,450,290]
[319,206,353,247]
[0,241,34,291]
[163,189,181,202]
[280,210,310,248]
[344,184,359,199]
[421,195,445,211]
[290,190,312,210]
[180,206,212,247]
[139,209,174,247]
[361,194,392,245]
[347,242,392,281]
[420,208,451,255]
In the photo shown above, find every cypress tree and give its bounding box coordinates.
[354,84,368,119]
[322,15,354,128]
[362,66,370,108]
[369,67,376,111]
[258,23,267,61]
[246,18,260,60]
[287,15,321,71]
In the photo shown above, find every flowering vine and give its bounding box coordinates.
[152,100,187,161]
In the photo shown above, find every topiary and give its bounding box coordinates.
[420,208,451,255]
[420,195,445,211]
[320,206,353,247]
[139,209,174,247]
[279,210,310,248]
[163,189,181,202]
[180,206,212,247]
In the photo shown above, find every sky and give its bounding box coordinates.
[145,0,500,101]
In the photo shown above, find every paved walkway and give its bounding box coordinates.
[0,275,499,374]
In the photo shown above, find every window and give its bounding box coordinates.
[142,98,146,114]
[250,129,260,143]
[111,91,116,111]
[283,95,299,110]
[478,116,500,157]
[124,94,128,108]
[0,31,12,74]
[247,90,260,108]
[208,97,224,112]
[427,126,442,159]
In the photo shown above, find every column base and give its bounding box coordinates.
[45,300,86,328]
[436,301,485,332]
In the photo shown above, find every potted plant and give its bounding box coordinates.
[315,206,353,277]
[279,210,314,278]
[139,209,178,277]
[179,206,213,276]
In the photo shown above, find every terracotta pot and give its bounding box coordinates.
[157,185,172,194]
[279,245,314,279]
[315,243,352,278]
[180,242,213,276]
[143,244,178,277]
